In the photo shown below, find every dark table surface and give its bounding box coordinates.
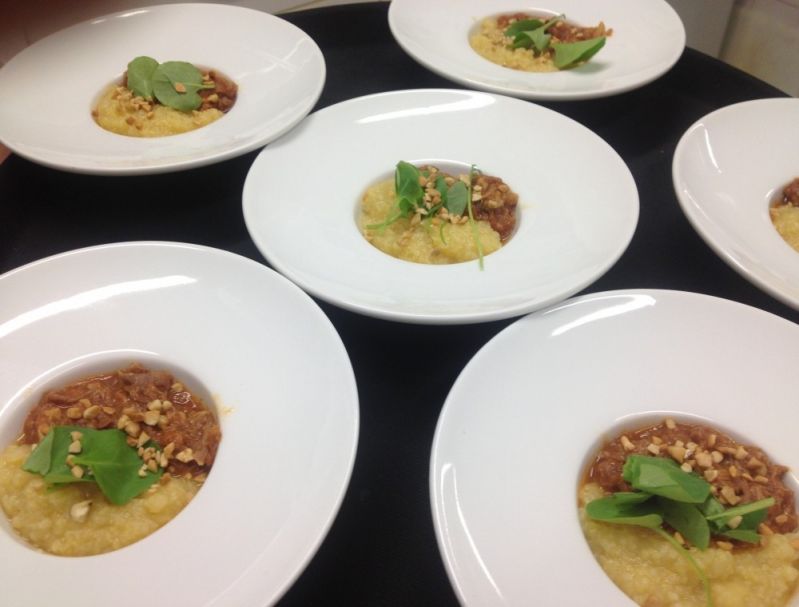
[0,3,795,606]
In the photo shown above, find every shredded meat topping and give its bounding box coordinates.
[586,420,797,535]
[22,363,221,480]
[780,177,799,207]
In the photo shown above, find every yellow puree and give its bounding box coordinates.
[771,204,799,252]
[470,18,558,72]
[0,443,199,556]
[579,483,799,607]
[359,179,502,264]
[93,85,223,138]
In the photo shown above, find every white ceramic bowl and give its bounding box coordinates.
[673,98,799,311]
[0,3,325,174]
[431,289,799,605]
[243,89,639,324]
[388,0,685,101]
[0,242,358,607]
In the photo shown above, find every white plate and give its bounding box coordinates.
[431,289,799,606]
[388,0,685,101]
[0,242,358,607]
[674,98,799,311]
[0,3,325,174]
[243,89,638,324]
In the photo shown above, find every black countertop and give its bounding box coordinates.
[0,3,795,606]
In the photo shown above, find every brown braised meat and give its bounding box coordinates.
[586,419,797,535]
[198,69,237,113]
[22,363,221,480]
[472,174,518,241]
[781,178,799,207]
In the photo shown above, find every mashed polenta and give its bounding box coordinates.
[771,204,799,252]
[470,18,558,73]
[770,178,799,252]
[93,85,223,138]
[359,178,502,265]
[0,443,199,556]
[580,484,799,607]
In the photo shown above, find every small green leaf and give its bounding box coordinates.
[597,491,653,507]
[504,18,545,38]
[737,508,769,530]
[394,161,423,218]
[22,426,160,505]
[705,497,775,523]
[72,430,160,505]
[719,529,761,544]
[586,496,663,528]
[509,15,561,52]
[127,56,158,99]
[152,61,212,112]
[623,455,710,503]
[22,429,56,475]
[446,181,468,216]
[29,426,94,485]
[552,37,606,69]
[435,176,448,205]
[659,498,710,550]
[699,495,728,531]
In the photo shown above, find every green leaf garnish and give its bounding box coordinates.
[435,176,449,206]
[127,56,159,99]
[585,494,662,528]
[507,15,561,53]
[446,181,468,216]
[151,61,213,112]
[705,497,775,524]
[658,498,710,550]
[504,19,545,38]
[720,529,762,544]
[504,15,607,69]
[623,454,710,503]
[552,37,606,69]
[23,426,160,505]
[394,161,424,217]
[21,429,56,476]
[24,426,94,485]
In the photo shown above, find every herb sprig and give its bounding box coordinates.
[504,14,607,70]
[126,56,214,112]
[586,454,775,607]
[23,426,161,505]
